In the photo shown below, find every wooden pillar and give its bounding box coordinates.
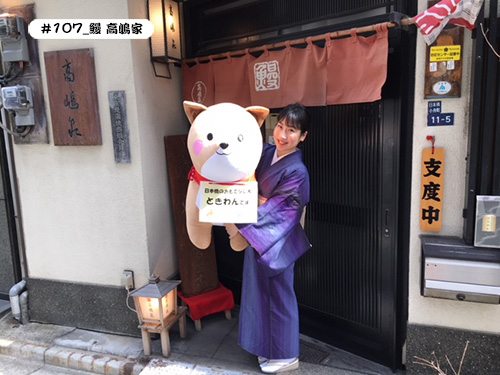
[160,329,171,357]
[140,329,152,356]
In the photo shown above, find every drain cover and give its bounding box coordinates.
[299,341,330,364]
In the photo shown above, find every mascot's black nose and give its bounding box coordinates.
[220,143,229,149]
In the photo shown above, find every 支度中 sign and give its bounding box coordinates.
[420,148,445,231]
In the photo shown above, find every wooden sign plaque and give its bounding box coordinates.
[420,148,445,232]
[423,0,464,99]
[44,48,102,145]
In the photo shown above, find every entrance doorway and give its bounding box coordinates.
[214,28,414,370]
[186,1,416,370]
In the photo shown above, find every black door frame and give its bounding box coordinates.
[296,26,415,369]
[0,129,22,300]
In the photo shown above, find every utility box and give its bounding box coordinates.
[421,235,500,304]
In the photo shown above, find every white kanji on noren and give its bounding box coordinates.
[254,61,280,92]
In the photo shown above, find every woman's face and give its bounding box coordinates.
[273,119,308,157]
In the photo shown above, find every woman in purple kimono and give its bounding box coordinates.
[226,103,311,373]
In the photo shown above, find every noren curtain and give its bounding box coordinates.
[182,26,389,108]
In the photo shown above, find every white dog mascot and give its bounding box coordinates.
[183,101,269,251]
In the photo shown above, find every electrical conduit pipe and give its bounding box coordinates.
[9,279,26,321]
[19,290,29,323]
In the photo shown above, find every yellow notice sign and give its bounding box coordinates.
[198,181,258,223]
[430,45,461,62]
[420,148,445,232]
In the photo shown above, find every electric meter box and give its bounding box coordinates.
[475,195,500,248]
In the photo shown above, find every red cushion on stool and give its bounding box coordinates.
[178,283,235,321]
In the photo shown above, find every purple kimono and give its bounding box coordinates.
[237,143,311,359]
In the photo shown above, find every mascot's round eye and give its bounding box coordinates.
[207,133,213,141]
[237,134,244,142]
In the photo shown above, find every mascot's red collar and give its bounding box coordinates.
[188,166,255,185]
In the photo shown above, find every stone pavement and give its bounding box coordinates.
[0,300,400,375]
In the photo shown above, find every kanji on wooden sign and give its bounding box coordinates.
[44,48,102,146]
[420,147,445,232]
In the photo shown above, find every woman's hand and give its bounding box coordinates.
[258,195,268,206]
[224,223,239,238]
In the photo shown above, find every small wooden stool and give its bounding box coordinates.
[178,283,234,331]
[139,306,187,357]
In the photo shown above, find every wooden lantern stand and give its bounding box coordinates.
[130,276,188,358]
[139,305,187,357]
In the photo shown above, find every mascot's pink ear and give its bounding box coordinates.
[183,101,207,125]
[246,106,270,128]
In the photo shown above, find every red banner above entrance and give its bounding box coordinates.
[182,26,388,109]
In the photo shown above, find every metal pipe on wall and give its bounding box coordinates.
[9,279,26,321]
[2,107,28,279]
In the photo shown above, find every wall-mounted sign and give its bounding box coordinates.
[44,48,102,145]
[424,0,464,100]
[427,101,454,126]
[431,81,452,95]
[428,101,441,113]
[420,148,445,232]
[108,91,131,163]
[428,113,454,126]
[429,45,461,62]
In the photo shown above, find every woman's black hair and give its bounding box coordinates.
[277,103,310,134]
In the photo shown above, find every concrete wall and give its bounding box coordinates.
[0,0,186,289]
[127,0,188,279]
[409,0,500,334]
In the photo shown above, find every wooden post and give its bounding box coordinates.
[160,329,171,357]
[179,311,187,339]
[140,328,152,356]
[195,319,202,331]
[138,306,187,357]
